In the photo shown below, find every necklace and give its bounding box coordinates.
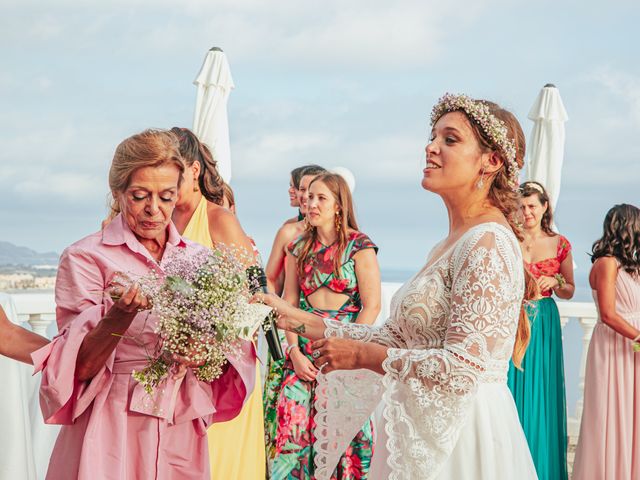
[522,232,544,253]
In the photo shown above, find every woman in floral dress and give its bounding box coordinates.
[264,165,327,476]
[271,172,381,479]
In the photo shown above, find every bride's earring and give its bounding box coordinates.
[193,176,198,192]
[476,165,487,189]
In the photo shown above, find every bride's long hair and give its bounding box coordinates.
[464,101,534,369]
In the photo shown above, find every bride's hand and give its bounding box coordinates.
[250,292,296,329]
[310,338,362,373]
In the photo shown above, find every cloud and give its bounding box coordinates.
[232,126,423,182]
[233,131,337,177]
[1,0,493,70]
[28,15,64,39]
[552,66,640,187]
[589,66,640,126]
[13,171,104,200]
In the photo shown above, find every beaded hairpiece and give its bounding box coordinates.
[430,93,520,190]
[520,181,545,195]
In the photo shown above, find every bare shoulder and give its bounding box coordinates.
[277,220,304,243]
[590,256,618,286]
[592,256,618,275]
[206,203,246,241]
[206,202,234,222]
[467,211,511,233]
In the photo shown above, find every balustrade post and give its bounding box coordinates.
[28,314,54,337]
[574,317,597,423]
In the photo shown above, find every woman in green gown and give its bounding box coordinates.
[507,181,575,480]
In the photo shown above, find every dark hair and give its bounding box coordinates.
[290,166,308,190]
[296,173,359,279]
[170,127,224,205]
[220,182,235,210]
[300,164,326,178]
[459,100,532,368]
[519,181,554,235]
[591,204,640,277]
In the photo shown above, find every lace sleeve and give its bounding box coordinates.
[323,318,406,348]
[380,226,524,479]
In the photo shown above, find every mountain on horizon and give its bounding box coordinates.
[0,241,59,266]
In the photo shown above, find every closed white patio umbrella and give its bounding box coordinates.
[192,47,235,183]
[525,83,569,211]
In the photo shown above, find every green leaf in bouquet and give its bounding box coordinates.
[215,327,225,342]
[165,276,195,296]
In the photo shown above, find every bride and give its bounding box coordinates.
[255,94,539,479]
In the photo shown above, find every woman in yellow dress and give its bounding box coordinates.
[170,127,266,480]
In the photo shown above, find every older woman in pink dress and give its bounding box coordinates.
[32,129,256,479]
[573,204,640,479]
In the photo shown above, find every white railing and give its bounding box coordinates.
[8,288,598,473]
[11,293,56,337]
[556,300,598,474]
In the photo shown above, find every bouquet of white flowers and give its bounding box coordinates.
[116,245,267,394]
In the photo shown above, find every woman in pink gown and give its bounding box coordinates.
[32,129,256,480]
[573,204,640,479]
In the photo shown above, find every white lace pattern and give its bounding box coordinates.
[315,223,524,480]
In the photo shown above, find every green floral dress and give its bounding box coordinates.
[267,231,378,480]
[263,329,288,473]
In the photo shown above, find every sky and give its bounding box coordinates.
[1,0,639,300]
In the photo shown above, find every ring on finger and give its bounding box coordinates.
[312,350,320,359]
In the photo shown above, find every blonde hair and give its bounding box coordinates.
[108,129,184,216]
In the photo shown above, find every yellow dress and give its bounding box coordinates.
[183,196,266,480]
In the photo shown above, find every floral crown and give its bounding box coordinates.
[430,93,520,190]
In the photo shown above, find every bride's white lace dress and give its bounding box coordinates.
[314,223,538,480]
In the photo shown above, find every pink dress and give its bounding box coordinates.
[572,262,640,479]
[32,214,256,480]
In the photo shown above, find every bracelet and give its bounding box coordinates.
[553,273,566,289]
[285,344,299,356]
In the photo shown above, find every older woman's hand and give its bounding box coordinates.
[250,292,295,330]
[107,278,151,314]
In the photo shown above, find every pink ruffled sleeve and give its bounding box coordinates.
[207,339,257,424]
[32,246,114,425]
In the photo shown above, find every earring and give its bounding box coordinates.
[334,212,342,232]
[193,177,198,192]
[476,166,487,190]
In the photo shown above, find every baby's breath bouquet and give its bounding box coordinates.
[128,245,267,394]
